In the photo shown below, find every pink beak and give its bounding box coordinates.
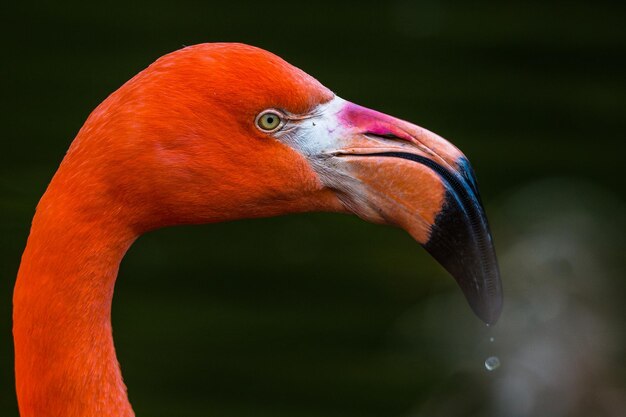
[319,100,503,324]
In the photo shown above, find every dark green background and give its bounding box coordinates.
[2,1,625,416]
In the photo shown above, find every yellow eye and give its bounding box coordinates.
[256,110,284,132]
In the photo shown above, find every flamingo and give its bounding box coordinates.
[13,43,502,417]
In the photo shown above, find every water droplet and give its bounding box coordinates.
[489,337,495,342]
[484,356,500,371]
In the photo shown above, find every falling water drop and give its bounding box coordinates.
[484,356,500,371]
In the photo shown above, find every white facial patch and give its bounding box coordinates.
[271,96,385,222]
[274,95,348,158]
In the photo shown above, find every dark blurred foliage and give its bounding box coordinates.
[1,1,625,416]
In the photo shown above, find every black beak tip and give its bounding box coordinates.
[466,275,503,325]
[365,151,503,324]
[426,227,504,324]
[424,172,503,325]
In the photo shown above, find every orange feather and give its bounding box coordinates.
[14,43,339,417]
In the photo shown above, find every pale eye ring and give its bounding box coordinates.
[255,109,285,132]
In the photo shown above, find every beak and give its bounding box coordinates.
[304,97,502,324]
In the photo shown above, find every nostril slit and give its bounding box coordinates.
[365,132,404,141]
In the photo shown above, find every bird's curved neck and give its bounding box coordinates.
[14,174,138,417]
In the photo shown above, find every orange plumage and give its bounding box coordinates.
[14,43,501,416]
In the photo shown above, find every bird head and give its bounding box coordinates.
[67,43,502,324]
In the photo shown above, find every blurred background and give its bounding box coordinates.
[1,1,625,416]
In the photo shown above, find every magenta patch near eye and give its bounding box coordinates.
[338,102,413,142]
